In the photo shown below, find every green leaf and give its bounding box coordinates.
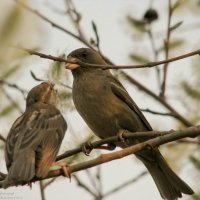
[30,71,44,82]
[58,90,72,101]
[181,81,200,100]
[190,156,200,171]
[172,0,182,11]
[0,64,21,79]
[91,21,100,47]
[126,15,148,33]
[129,53,150,64]
[0,104,15,116]
[170,21,183,32]
[172,0,190,11]
[157,39,184,52]
[92,21,97,34]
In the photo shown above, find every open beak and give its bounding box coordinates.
[65,56,80,70]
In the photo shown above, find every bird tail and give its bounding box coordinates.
[3,150,35,188]
[137,149,194,200]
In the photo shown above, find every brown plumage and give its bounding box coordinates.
[2,82,67,188]
[66,48,193,200]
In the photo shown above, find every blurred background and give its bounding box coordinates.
[0,0,200,199]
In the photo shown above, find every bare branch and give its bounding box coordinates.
[44,125,200,180]
[160,0,173,97]
[0,87,23,114]
[141,108,176,117]
[12,45,200,70]
[0,134,6,143]
[42,177,58,189]
[39,181,46,200]
[1,125,200,188]
[0,80,27,100]
[73,174,98,198]
[103,171,147,197]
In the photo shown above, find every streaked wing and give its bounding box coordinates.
[5,103,67,176]
[5,114,25,169]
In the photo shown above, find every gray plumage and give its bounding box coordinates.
[67,48,193,200]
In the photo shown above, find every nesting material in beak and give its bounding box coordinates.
[65,57,80,70]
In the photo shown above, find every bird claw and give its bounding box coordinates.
[117,130,128,147]
[81,141,94,156]
[53,161,71,181]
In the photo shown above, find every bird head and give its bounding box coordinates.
[65,48,106,72]
[26,82,57,107]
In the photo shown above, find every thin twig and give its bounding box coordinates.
[42,177,58,189]
[0,87,23,114]
[66,0,85,40]
[103,171,147,197]
[0,80,27,100]
[147,25,161,88]
[85,170,99,192]
[39,181,46,200]
[73,174,98,198]
[96,166,103,199]
[160,0,172,97]
[12,45,69,63]
[141,108,176,117]
[12,45,200,70]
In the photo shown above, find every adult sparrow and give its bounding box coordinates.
[66,48,193,200]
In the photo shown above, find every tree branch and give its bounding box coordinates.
[73,174,98,198]
[140,108,176,117]
[44,126,200,180]
[13,45,200,70]
[1,126,199,188]
[160,0,172,97]
[103,171,147,197]
[0,80,27,100]
[39,181,46,200]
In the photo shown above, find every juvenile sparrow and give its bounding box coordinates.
[2,82,67,188]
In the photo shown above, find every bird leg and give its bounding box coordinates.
[51,161,71,180]
[82,141,116,156]
[81,141,94,156]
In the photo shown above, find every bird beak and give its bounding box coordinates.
[65,56,80,70]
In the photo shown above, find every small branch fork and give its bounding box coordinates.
[0,126,199,188]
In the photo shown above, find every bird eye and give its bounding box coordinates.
[82,53,87,58]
